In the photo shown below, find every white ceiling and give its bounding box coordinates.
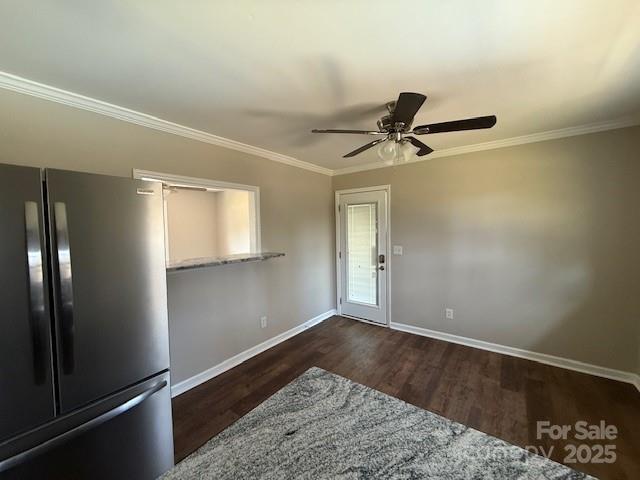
[1,1,639,170]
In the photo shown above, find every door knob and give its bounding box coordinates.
[378,265,385,271]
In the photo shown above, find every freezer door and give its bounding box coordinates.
[0,164,55,441]
[0,372,174,480]
[46,169,169,413]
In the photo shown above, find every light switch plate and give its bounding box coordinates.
[393,245,403,255]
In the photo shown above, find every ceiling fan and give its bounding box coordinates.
[311,92,496,162]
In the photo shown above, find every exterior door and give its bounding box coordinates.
[0,164,55,441]
[46,169,170,413]
[338,189,388,324]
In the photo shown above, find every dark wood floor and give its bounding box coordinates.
[172,316,640,479]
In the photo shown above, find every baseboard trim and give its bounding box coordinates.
[389,322,640,391]
[170,309,336,397]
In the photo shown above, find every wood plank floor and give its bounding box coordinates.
[172,316,640,479]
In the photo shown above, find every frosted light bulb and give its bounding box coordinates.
[398,140,415,163]
[377,141,400,165]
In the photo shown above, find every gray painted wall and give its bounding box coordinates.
[2,85,637,380]
[0,88,336,385]
[334,126,640,372]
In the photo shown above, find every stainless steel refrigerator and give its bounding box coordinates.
[0,164,174,479]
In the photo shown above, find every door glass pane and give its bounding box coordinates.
[347,203,377,305]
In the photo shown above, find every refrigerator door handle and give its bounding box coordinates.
[53,202,75,374]
[24,201,48,385]
[0,380,167,473]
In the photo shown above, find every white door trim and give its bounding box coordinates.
[335,185,391,326]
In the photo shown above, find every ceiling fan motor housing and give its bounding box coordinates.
[378,114,393,132]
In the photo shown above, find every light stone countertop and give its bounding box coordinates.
[166,252,285,272]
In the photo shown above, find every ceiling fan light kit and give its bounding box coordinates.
[311,92,497,164]
[377,140,414,165]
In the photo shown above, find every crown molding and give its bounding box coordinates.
[332,116,640,176]
[2,71,638,178]
[0,71,333,176]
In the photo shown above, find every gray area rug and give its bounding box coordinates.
[162,367,594,479]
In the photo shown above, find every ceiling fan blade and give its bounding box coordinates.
[311,129,386,135]
[405,137,434,157]
[413,115,497,135]
[343,138,387,158]
[391,92,427,127]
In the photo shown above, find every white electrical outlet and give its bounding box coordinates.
[393,245,403,255]
[260,316,268,328]
[445,308,454,320]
